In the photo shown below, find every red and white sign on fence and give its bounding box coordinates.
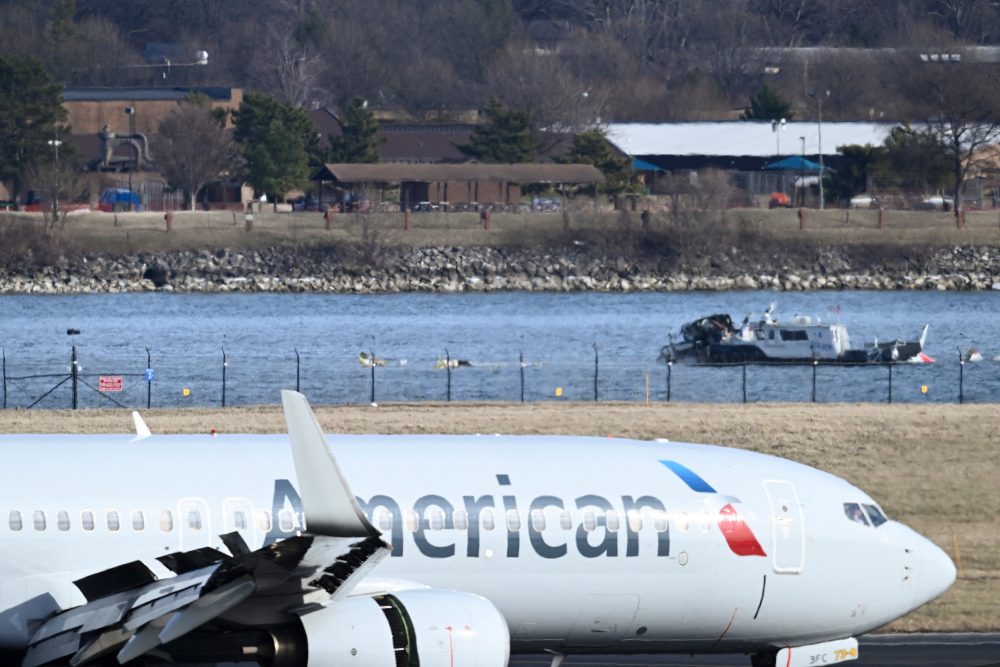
[98,376,124,392]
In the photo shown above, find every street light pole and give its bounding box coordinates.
[124,106,135,211]
[47,134,62,221]
[799,136,806,206]
[810,89,830,209]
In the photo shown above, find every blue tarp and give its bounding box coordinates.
[633,158,665,172]
[763,156,824,171]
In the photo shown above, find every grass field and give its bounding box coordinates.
[14,206,1000,255]
[3,401,997,632]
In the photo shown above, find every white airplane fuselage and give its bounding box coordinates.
[0,433,955,658]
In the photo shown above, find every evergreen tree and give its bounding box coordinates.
[561,128,634,196]
[458,97,537,163]
[0,55,68,206]
[232,92,315,199]
[872,125,952,193]
[327,97,383,163]
[741,84,794,121]
[824,144,877,203]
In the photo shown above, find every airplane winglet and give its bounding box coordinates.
[131,411,152,439]
[281,390,376,538]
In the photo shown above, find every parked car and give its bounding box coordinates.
[915,195,954,211]
[768,192,791,208]
[849,194,879,209]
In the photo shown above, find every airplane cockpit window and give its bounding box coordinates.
[843,502,870,526]
[33,511,46,531]
[107,511,121,532]
[131,511,145,531]
[8,510,22,531]
[863,504,888,527]
[159,510,173,532]
[57,511,71,531]
[81,511,95,531]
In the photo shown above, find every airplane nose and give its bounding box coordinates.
[914,536,957,608]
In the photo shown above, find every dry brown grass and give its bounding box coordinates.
[4,401,997,632]
[17,207,1000,256]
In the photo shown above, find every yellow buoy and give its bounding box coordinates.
[555,387,563,397]
[921,385,928,394]
[182,388,191,397]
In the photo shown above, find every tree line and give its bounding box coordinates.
[5,0,1000,123]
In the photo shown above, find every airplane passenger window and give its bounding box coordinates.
[256,510,271,532]
[863,504,888,528]
[187,511,202,531]
[106,511,120,532]
[8,510,22,531]
[81,511,95,531]
[453,510,469,531]
[506,510,521,532]
[427,507,445,531]
[33,511,46,531]
[159,510,173,532]
[582,509,597,532]
[843,503,870,526]
[530,509,546,531]
[404,510,420,533]
[480,509,495,531]
[627,509,643,532]
[131,511,145,531]
[278,509,294,532]
[559,510,573,530]
[57,510,70,531]
[375,509,393,532]
[652,510,668,533]
[605,510,620,533]
[233,511,247,531]
[675,511,689,532]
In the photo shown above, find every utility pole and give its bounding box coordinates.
[47,133,62,221]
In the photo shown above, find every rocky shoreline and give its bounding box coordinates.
[2,245,1000,293]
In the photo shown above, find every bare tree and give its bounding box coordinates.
[154,103,237,210]
[895,56,1000,219]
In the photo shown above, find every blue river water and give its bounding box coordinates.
[1,290,999,408]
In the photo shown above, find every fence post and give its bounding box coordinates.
[145,347,152,409]
[592,343,599,402]
[2,349,6,409]
[742,363,747,403]
[370,348,376,405]
[221,347,227,408]
[812,358,818,403]
[519,350,525,403]
[958,349,965,405]
[71,344,79,410]
[666,358,672,402]
[295,348,301,393]
[445,348,452,402]
[887,363,893,404]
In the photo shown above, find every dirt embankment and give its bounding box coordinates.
[5,401,997,632]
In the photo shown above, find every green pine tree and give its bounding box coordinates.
[327,98,383,163]
[741,84,795,121]
[561,128,634,196]
[458,97,537,163]
[233,92,316,199]
[0,55,68,206]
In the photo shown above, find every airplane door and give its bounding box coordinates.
[222,497,258,549]
[763,480,805,574]
[178,497,212,551]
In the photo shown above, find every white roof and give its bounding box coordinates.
[605,121,898,158]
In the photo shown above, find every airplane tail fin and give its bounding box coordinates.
[281,390,376,538]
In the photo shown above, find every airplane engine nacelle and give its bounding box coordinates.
[298,589,510,667]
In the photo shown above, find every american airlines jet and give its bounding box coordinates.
[0,391,954,667]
